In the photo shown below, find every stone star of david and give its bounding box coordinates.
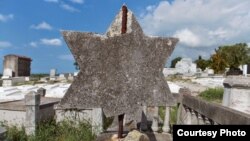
[58,7,178,117]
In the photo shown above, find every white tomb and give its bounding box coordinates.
[175,58,197,74]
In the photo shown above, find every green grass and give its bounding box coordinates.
[5,126,27,141]
[198,87,224,103]
[30,74,49,81]
[15,81,36,86]
[159,106,178,127]
[3,120,96,141]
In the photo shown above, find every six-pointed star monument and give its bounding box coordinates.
[58,7,179,117]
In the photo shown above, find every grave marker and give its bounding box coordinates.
[58,5,178,137]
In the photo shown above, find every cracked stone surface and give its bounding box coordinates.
[58,7,178,117]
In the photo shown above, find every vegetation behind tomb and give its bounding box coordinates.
[30,73,49,80]
[210,43,249,73]
[2,120,96,141]
[159,106,178,131]
[193,43,250,74]
[170,57,182,68]
[195,56,211,71]
[198,87,224,103]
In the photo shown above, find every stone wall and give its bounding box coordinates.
[0,110,25,126]
[0,93,59,134]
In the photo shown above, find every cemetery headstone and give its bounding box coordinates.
[50,69,56,80]
[58,5,178,137]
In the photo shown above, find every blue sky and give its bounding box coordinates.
[1,0,250,73]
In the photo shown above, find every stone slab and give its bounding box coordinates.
[0,97,60,111]
[223,76,250,88]
[58,6,178,118]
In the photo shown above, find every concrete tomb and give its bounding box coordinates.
[175,58,197,74]
[58,6,178,118]
[3,54,32,77]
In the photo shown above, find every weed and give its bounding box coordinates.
[198,87,224,103]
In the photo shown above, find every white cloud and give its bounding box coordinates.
[58,54,74,61]
[174,29,200,47]
[0,41,12,48]
[60,3,80,12]
[70,0,84,4]
[140,0,250,49]
[44,0,59,3]
[0,14,14,22]
[44,0,81,12]
[29,42,38,47]
[40,38,62,46]
[30,21,53,30]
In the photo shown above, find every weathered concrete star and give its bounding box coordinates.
[58,7,178,117]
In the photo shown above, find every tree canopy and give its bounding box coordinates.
[170,57,182,68]
[73,62,80,70]
[194,43,250,74]
[195,56,210,71]
[217,43,249,69]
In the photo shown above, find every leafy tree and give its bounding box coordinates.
[210,50,227,74]
[195,56,210,71]
[209,43,249,74]
[218,43,249,69]
[170,57,182,68]
[74,62,80,70]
